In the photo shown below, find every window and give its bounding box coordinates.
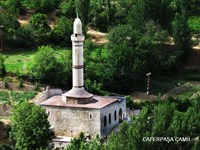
[104,116,107,127]
[89,114,93,120]
[109,113,111,124]
[114,110,117,121]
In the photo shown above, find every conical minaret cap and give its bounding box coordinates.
[73,17,82,34]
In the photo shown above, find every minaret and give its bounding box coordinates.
[62,17,93,104]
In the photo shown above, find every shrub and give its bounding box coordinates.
[18,79,24,88]
[29,13,51,44]
[0,144,13,150]
[0,54,6,78]
[4,78,9,89]
[0,91,9,103]
[11,91,37,102]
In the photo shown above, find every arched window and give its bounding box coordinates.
[109,113,111,124]
[89,114,93,120]
[104,116,107,127]
[119,108,123,123]
[114,110,117,121]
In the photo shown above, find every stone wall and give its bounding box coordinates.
[100,98,126,136]
[42,97,126,138]
[35,87,62,105]
[43,106,101,138]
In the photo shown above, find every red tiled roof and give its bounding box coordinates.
[40,96,119,109]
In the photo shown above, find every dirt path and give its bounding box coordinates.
[87,29,108,45]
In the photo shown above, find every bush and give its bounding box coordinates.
[0,144,13,150]
[18,79,24,88]
[85,79,107,95]
[34,82,40,91]
[29,13,51,44]
[22,0,56,13]
[4,78,9,89]
[9,102,51,150]
[0,91,9,103]
[14,25,34,47]
[30,46,71,87]
[58,0,76,18]
[11,91,37,102]
[50,16,72,46]
[188,16,200,34]
[0,54,6,77]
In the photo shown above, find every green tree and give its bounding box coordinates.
[22,0,55,13]
[29,13,51,44]
[128,0,174,31]
[106,24,146,92]
[0,54,6,78]
[172,0,191,61]
[58,0,76,19]
[66,133,105,150]
[31,46,71,88]
[5,0,22,15]
[0,12,20,32]
[50,16,73,46]
[76,0,90,26]
[9,101,51,150]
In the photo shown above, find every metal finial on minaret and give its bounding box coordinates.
[62,16,93,104]
[76,11,78,18]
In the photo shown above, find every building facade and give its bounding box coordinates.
[40,17,126,138]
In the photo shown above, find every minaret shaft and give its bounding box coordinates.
[72,38,84,87]
[62,17,93,104]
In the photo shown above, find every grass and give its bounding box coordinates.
[4,47,71,74]
[176,84,200,99]
[11,91,37,102]
[0,90,37,103]
[150,71,200,95]
[3,46,108,74]
[90,48,108,59]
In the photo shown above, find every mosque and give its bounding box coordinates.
[40,17,126,139]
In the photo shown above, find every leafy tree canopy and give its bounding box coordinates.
[9,101,51,150]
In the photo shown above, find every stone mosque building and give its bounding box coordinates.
[40,17,126,138]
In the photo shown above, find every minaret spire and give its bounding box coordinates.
[76,11,78,18]
[62,16,93,104]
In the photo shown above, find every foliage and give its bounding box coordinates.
[0,144,13,150]
[9,101,51,150]
[22,0,56,13]
[18,79,24,88]
[106,21,175,92]
[30,46,71,88]
[0,54,6,77]
[188,16,200,34]
[5,0,22,15]
[29,13,51,44]
[128,0,174,31]
[85,79,107,95]
[126,96,143,110]
[0,12,20,32]
[10,91,37,102]
[172,0,191,62]
[105,97,200,149]
[4,78,9,89]
[50,16,73,46]
[66,133,105,150]
[106,24,146,92]
[76,0,90,26]
[0,91,9,103]
[58,0,76,19]
[34,82,40,91]
[14,25,34,47]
